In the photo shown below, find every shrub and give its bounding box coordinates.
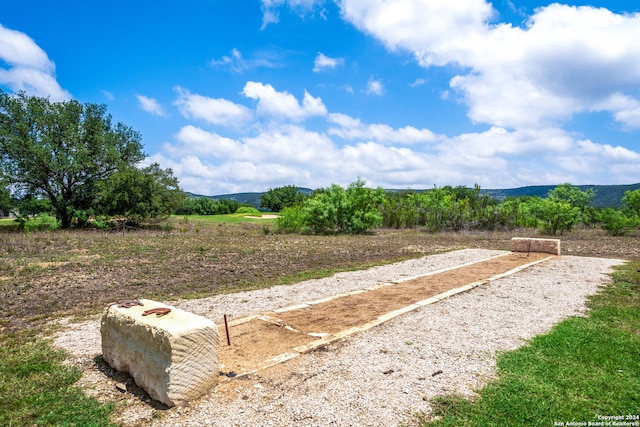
[599,208,639,236]
[276,179,383,235]
[529,198,581,235]
[14,213,59,233]
[276,205,306,233]
[622,189,640,218]
[235,206,260,215]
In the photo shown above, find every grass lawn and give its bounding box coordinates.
[176,213,278,225]
[0,331,116,426]
[417,261,640,427]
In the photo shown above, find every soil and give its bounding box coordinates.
[216,252,552,377]
[1,223,638,333]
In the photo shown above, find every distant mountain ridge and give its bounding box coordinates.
[185,188,313,210]
[187,183,640,210]
[481,183,640,208]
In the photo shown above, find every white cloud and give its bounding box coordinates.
[409,78,426,88]
[170,125,242,157]
[328,113,437,144]
[153,79,640,194]
[241,124,337,164]
[100,90,115,101]
[339,141,433,184]
[153,124,342,194]
[366,77,384,95]
[242,81,327,121]
[338,1,640,130]
[593,93,640,130]
[313,53,344,72]
[137,95,169,117]
[172,124,336,164]
[0,24,70,101]
[339,0,493,66]
[577,139,640,162]
[155,116,640,195]
[210,48,282,72]
[260,0,326,29]
[342,84,354,94]
[433,126,640,187]
[174,87,252,127]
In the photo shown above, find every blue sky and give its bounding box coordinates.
[1,0,639,195]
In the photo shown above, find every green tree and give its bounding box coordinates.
[191,197,224,215]
[276,204,306,233]
[622,189,640,217]
[15,194,53,217]
[380,190,419,229]
[547,183,595,212]
[0,91,145,228]
[97,164,185,226]
[529,197,581,235]
[0,185,12,216]
[260,185,305,212]
[535,183,596,234]
[599,207,639,236]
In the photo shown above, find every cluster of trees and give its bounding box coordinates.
[378,183,599,235]
[3,91,639,237]
[0,90,184,229]
[270,181,640,236]
[259,185,307,212]
[176,197,240,216]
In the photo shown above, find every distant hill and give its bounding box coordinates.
[185,188,313,211]
[187,184,640,210]
[185,191,264,208]
[481,183,640,208]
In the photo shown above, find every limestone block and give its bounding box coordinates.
[101,299,219,407]
[510,237,561,255]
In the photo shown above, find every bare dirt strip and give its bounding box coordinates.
[216,251,554,377]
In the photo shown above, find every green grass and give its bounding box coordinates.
[0,217,21,231]
[0,332,116,427]
[0,213,276,232]
[419,261,640,427]
[176,213,278,224]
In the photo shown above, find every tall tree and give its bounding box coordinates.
[97,164,185,225]
[0,90,145,228]
[260,185,305,212]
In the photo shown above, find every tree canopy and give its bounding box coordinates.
[260,185,306,212]
[0,90,181,228]
[97,163,185,226]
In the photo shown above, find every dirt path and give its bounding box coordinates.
[217,252,553,377]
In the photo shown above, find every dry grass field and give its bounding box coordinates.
[1,218,639,333]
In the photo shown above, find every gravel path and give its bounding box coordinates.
[53,249,624,426]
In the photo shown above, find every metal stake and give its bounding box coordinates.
[223,314,231,346]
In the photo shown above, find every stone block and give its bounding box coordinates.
[510,237,561,255]
[101,299,219,407]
